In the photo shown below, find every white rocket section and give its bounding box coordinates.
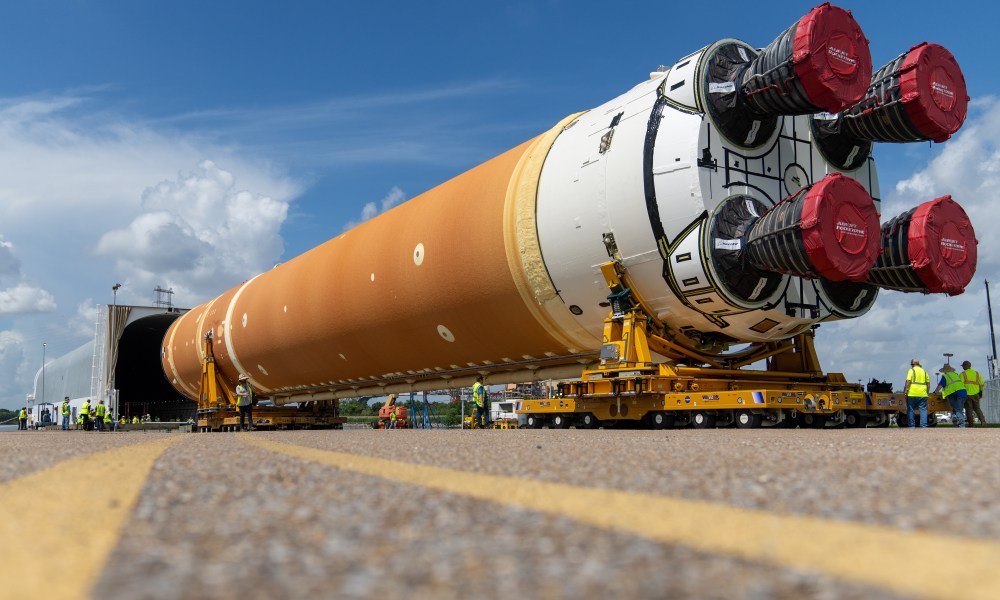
[534,39,883,346]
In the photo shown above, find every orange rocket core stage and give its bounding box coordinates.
[162,115,597,401]
[160,3,976,403]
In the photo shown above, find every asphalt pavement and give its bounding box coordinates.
[2,427,998,600]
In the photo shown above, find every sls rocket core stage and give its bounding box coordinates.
[162,3,976,404]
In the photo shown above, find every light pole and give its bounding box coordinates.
[987,279,997,379]
[944,352,954,366]
[41,342,46,406]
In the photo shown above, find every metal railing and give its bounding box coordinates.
[981,379,1000,424]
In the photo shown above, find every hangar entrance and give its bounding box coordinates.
[113,311,196,422]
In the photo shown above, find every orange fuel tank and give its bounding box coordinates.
[161,114,597,403]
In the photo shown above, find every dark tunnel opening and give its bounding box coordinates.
[115,312,196,421]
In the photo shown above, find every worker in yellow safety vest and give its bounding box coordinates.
[903,358,930,428]
[961,360,987,427]
[61,397,71,430]
[236,374,255,431]
[933,363,967,428]
[389,408,397,429]
[18,407,27,430]
[80,399,92,431]
[472,375,488,429]
[103,407,114,431]
[94,400,106,432]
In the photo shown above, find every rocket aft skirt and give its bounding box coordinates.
[161,114,597,402]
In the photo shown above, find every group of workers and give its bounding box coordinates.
[904,359,987,428]
[15,396,145,431]
[69,397,121,431]
[376,375,490,429]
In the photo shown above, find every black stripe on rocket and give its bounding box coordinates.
[642,92,725,328]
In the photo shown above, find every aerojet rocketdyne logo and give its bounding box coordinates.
[836,221,865,237]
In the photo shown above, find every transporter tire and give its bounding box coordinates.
[526,414,544,429]
[552,414,572,429]
[845,412,867,428]
[580,413,600,429]
[691,411,716,429]
[735,410,762,429]
[802,413,827,429]
[649,411,675,430]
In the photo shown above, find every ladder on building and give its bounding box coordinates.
[89,305,107,404]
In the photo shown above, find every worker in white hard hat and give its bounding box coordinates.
[235,374,255,431]
[933,363,967,428]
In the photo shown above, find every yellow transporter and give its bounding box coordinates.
[195,333,346,432]
[519,375,916,429]
[199,405,345,433]
[519,378,954,429]
[516,260,935,429]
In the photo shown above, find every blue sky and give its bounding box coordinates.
[1,0,998,409]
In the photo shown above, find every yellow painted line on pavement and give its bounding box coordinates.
[0,436,186,600]
[244,434,1000,600]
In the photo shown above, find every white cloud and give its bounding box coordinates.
[95,160,290,303]
[0,236,20,278]
[820,97,1000,386]
[0,93,303,408]
[0,330,29,406]
[342,186,407,232]
[0,284,57,315]
[892,96,1000,277]
[68,300,99,339]
[0,235,58,316]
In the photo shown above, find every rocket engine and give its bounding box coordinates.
[161,3,976,403]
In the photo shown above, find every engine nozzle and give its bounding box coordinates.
[739,3,872,116]
[867,195,977,295]
[840,42,969,143]
[744,173,881,282]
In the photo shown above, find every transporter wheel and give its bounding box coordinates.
[580,413,600,429]
[691,411,716,429]
[649,411,676,430]
[845,412,867,428]
[927,413,939,427]
[552,414,572,429]
[735,410,762,429]
[526,414,544,429]
[802,414,827,429]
